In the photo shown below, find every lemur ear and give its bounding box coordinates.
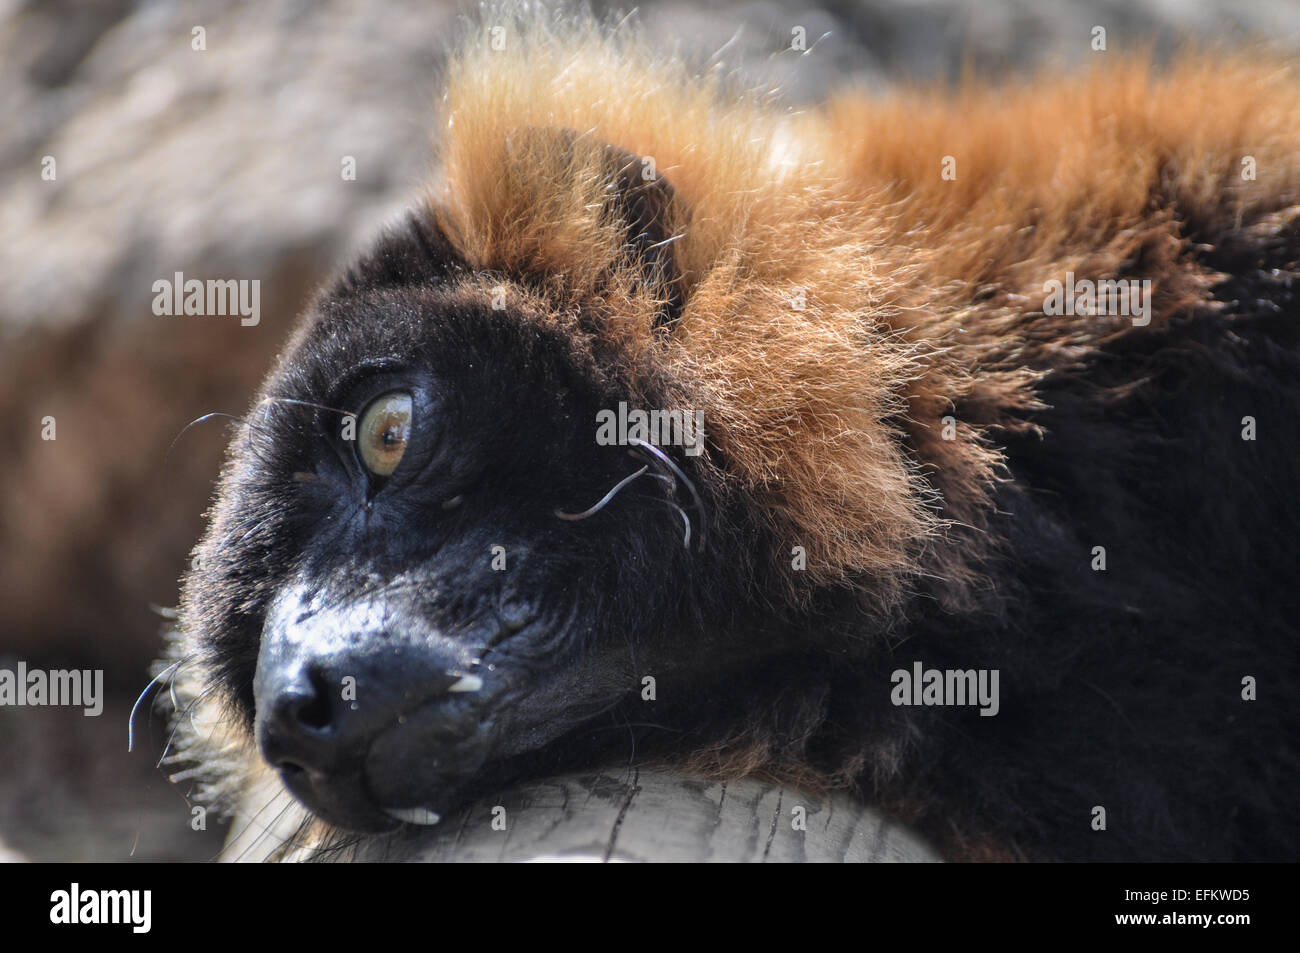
[585,134,686,328]
[507,127,688,329]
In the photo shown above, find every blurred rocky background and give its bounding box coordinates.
[2,0,1298,862]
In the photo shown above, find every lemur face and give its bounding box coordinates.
[179,221,720,832]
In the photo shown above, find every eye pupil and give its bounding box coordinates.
[357,391,414,478]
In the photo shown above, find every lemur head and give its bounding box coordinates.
[168,19,970,835]
[180,151,758,830]
[176,127,786,830]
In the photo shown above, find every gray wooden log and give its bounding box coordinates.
[222,767,940,862]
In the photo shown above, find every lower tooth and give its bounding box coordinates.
[384,807,442,826]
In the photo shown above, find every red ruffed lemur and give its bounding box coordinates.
[159,6,1300,861]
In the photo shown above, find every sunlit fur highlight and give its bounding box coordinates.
[429,13,1300,610]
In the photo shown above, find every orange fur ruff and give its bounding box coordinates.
[428,15,1300,608]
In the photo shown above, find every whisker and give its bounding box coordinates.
[251,396,355,418]
[218,789,295,863]
[627,438,709,552]
[164,413,243,466]
[661,499,692,548]
[555,465,649,521]
[168,667,182,721]
[157,682,222,769]
[170,397,357,473]
[244,396,357,459]
[261,808,318,863]
[128,657,187,753]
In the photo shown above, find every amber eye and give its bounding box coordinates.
[356,391,413,477]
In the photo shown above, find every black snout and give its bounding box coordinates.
[253,590,486,829]
[255,635,475,774]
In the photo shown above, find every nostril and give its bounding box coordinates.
[275,663,343,734]
[257,658,361,775]
[291,688,334,732]
[271,684,335,741]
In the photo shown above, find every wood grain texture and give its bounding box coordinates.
[223,768,940,862]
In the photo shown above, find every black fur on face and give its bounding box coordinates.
[177,213,815,831]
